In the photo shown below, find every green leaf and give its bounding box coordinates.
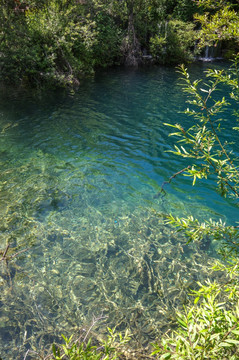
[160,353,171,359]
[219,342,234,347]
[177,317,187,328]
[194,296,200,304]
[61,334,68,343]
[52,343,57,357]
[200,88,209,93]
[224,339,239,345]
[210,333,220,340]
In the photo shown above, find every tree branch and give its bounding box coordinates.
[154,166,191,198]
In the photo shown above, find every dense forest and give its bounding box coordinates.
[0,0,239,87]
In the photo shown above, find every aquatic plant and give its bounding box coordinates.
[50,327,131,360]
[151,260,239,359]
[22,319,131,360]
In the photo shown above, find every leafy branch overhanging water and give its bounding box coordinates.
[152,61,239,359]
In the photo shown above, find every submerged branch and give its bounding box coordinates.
[1,243,10,260]
[154,166,191,198]
[0,244,29,262]
[83,313,108,343]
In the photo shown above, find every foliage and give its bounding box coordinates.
[3,0,239,87]
[108,0,170,65]
[194,0,239,57]
[4,0,237,86]
[196,0,239,12]
[166,64,239,198]
[50,328,131,360]
[171,0,198,22]
[195,6,239,46]
[0,0,202,86]
[122,0,168,48]
[92,11,123,68]
[152,9,239,356]
[151,260,239,359]
[0,0,97,86]
[163,63,239,252]
[150,20,197,65]
[166,215,239,255]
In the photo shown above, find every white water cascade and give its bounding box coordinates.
[198,44,223,62]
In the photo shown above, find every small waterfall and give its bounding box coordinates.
[205,45,209,59]
[157,21,169,37]
[198,43,223,62]
[165,21,168,36]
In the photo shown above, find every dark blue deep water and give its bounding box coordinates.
[0,63,238,359]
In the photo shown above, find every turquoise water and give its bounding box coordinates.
[0,63,238,358]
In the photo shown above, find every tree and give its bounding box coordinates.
[103,0,169,66]
[0,0,98,86]
[195,0,239,52]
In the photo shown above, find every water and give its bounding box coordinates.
[0,63,238,359]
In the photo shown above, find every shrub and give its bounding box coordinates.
[50,327,131,360]
[151,261,239,359]
[149,20,197,65]
[0,0,97,86]
[92,12,123,68]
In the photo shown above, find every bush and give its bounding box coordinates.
[151,261,239,359]
[152,54,239,359]
[0,0,97,87]
[149,20,197,65]
[49,327,130,360]
[92,12,123,68]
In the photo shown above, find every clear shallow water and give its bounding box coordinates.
[0,63,238,359]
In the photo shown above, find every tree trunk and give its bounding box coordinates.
[123,2,141,66]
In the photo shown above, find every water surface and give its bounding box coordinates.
[0,63,238,359]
